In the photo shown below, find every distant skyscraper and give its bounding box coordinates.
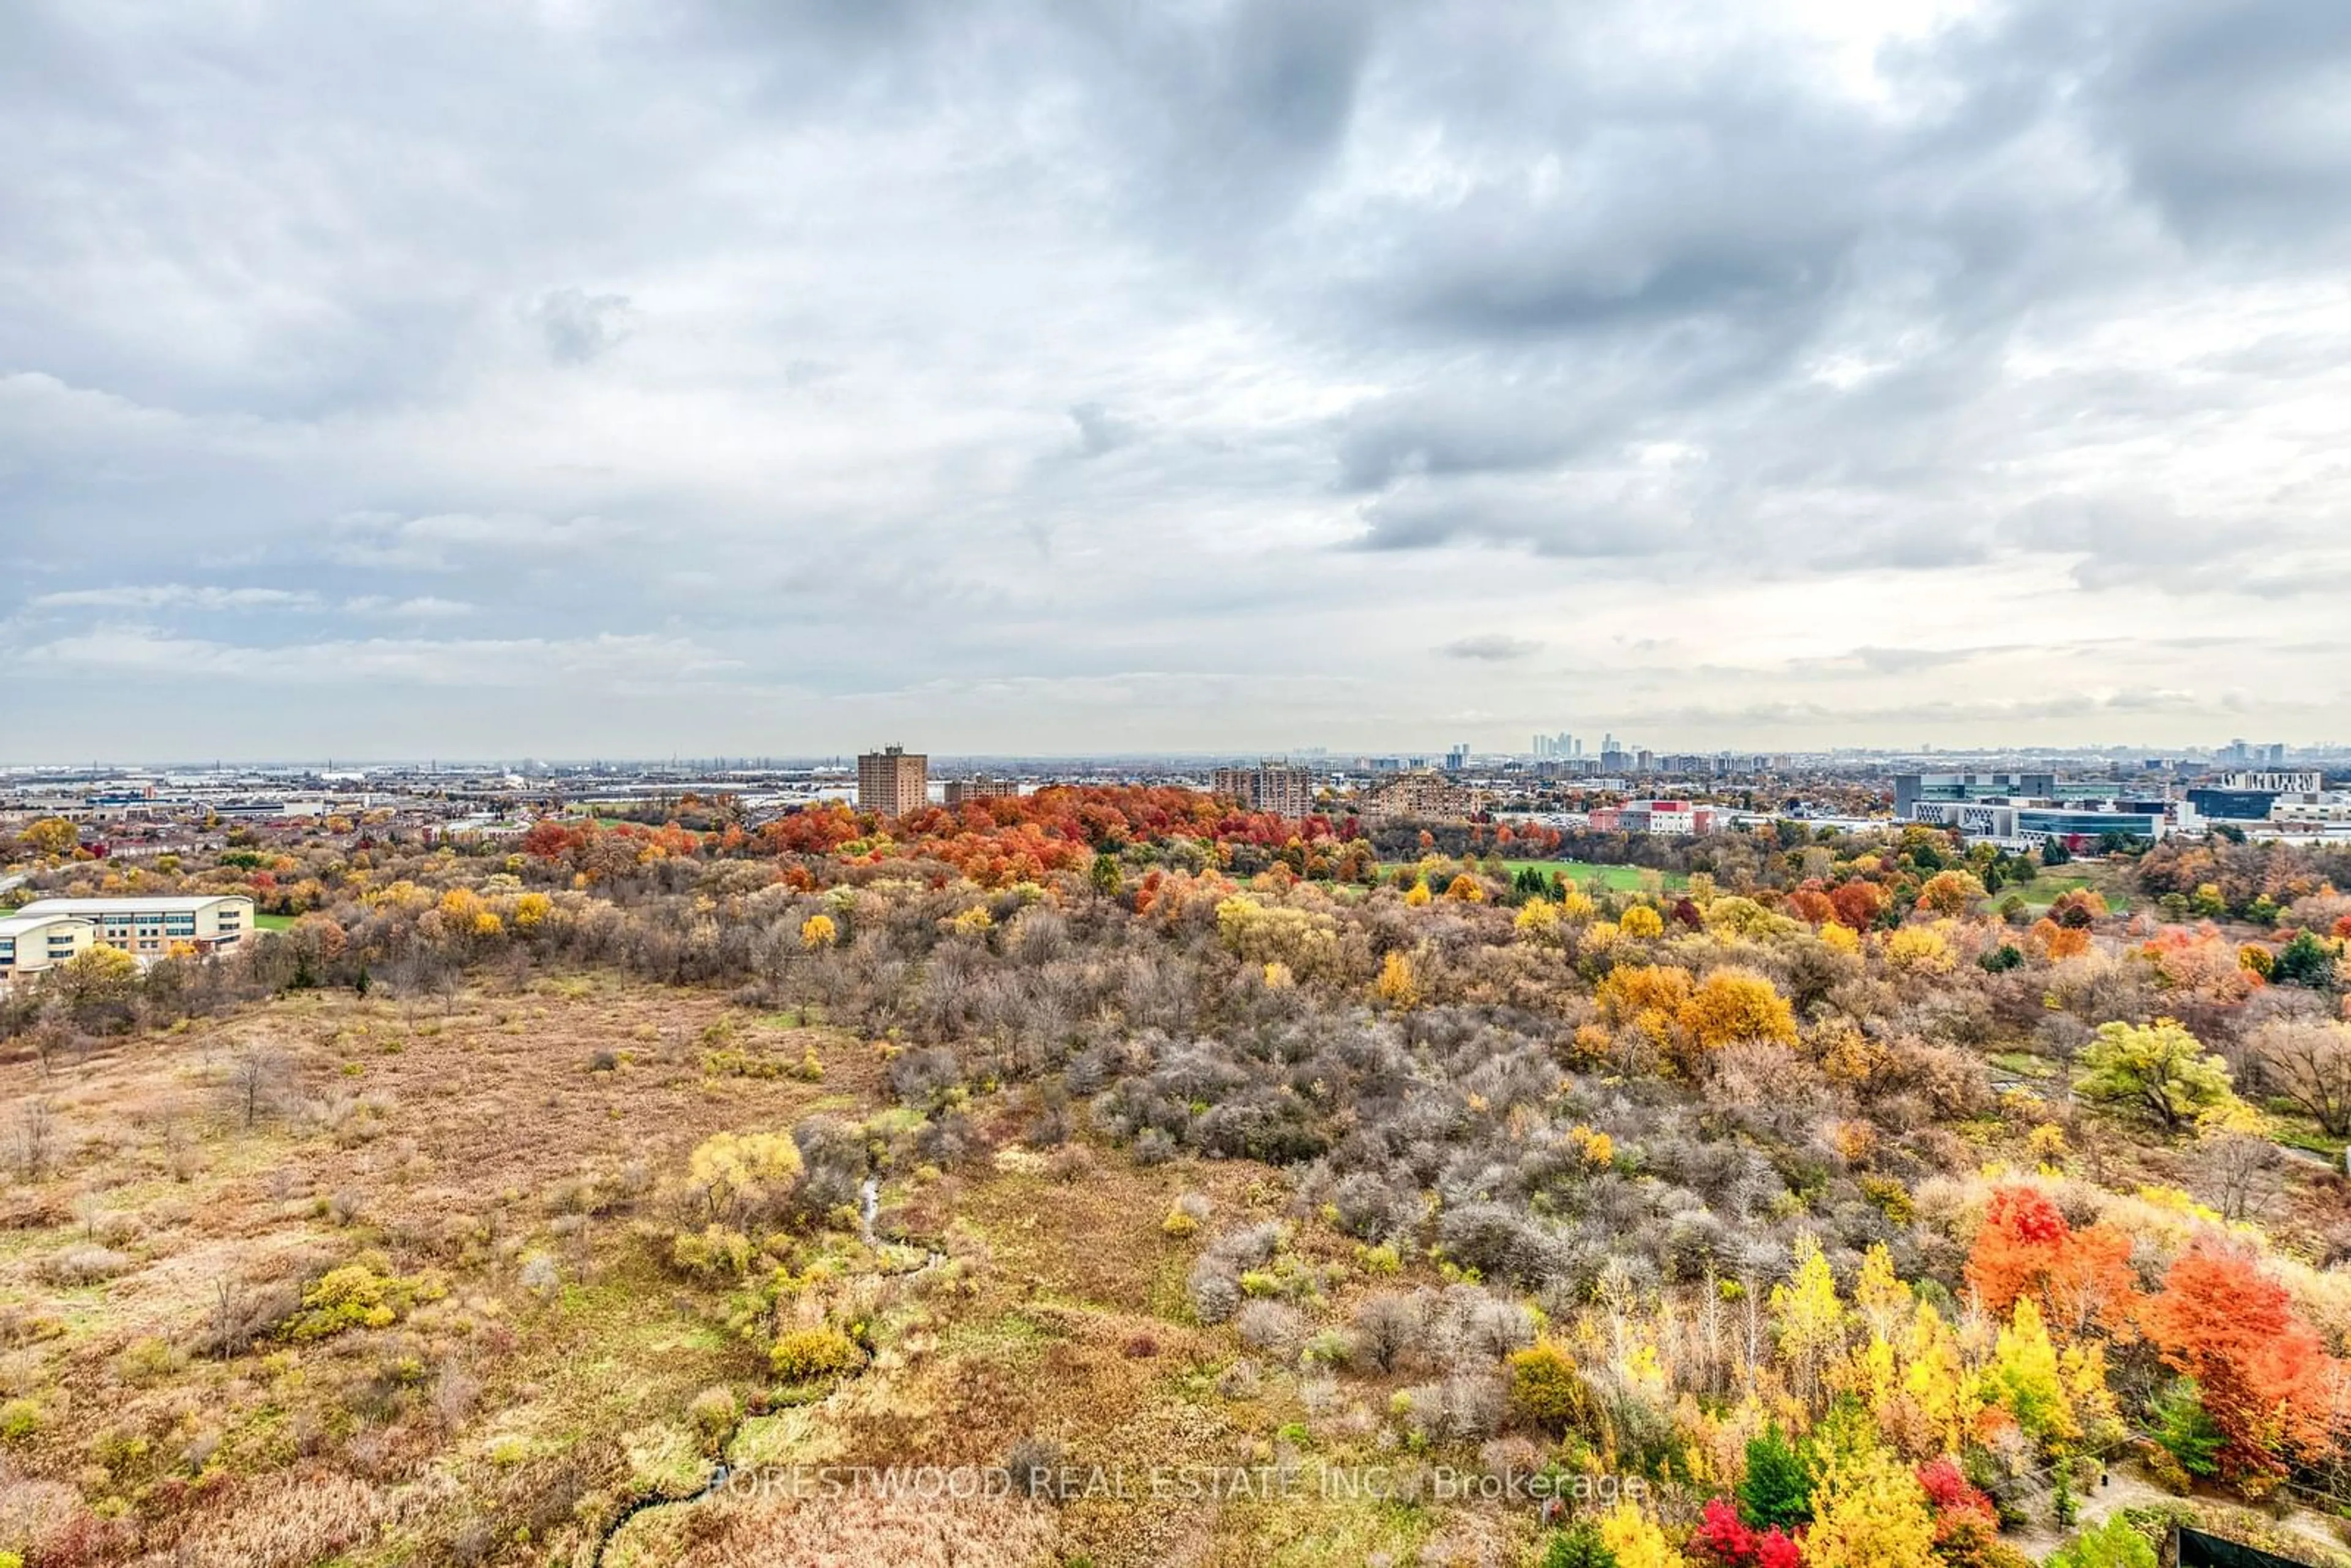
[857,745,927,817]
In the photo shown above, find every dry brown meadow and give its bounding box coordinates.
[0,973,1480,1568]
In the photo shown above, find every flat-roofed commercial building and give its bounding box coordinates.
[0,912,97,986]
[13,895,254,957]
[1588,800,1727,835]
[2221,770,2323,794]
[857,746,928,818]
[1893,773,2058,815]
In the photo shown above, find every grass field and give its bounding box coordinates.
[1981,870,2132,913]
[252,912,297,931]
[1383,858,1689,892]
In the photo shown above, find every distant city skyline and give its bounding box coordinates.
[2,737,2343,776]
[9,2,2351,757]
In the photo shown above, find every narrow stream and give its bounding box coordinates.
[588,1176,940,1566]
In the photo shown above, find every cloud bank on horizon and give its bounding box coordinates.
[5,0,2350,760]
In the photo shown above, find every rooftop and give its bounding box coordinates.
[16,895,255,915]
[0,912,96,936]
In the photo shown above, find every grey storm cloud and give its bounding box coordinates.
[4,0,2351,758]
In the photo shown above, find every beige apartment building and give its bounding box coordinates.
[1357,771,1482,822]
[13,895,255,958]
[943,775,1020,808]
[1212,762,1318,819]
[857,746,929,818]
[0,912,97,987]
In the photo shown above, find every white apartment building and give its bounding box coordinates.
[0,912,97,987]
[12,895,255,958]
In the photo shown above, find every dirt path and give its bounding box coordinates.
[2007,1464,2175,1558]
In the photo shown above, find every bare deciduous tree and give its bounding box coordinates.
[12,1098,56,1180]
[2199,1127,2285,1222]
[2254,1019,2351,1137]
[228,1048,289,1130]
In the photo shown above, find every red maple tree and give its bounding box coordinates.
[1965,1187,2139,1341]
[2144,1242,2341,1480]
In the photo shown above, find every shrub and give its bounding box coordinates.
[0,1398,39,1443]
[686,1131,805,1228]
[671,1225,754,1279]
[1351,1292,1427,1373]
[1398,1374,1505,1444]
[770,1326,863,1382]
[2047,1517,2156,1568]
[1235,1300,1305,1355]
[1003,1435,1068,1499]
[1188,1263,1242,1324]
[1505,1341,1592,1433]
[689,1386,739,1445]
[282,1262,437,1341]
[42,1244,133,1285]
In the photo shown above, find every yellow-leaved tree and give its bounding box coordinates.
[1598,1499,1686,1568]
[1373,950,1420,1010]
[1619,904,1665,938]
[1803,1442,1937,1568]
[1771,1231,1847,1411]
[1514,898,1561,942]
[1914,869,1987,917]
[1677,967,1798,1053]
[686,1131,804,1231]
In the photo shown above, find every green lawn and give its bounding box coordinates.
[1383,858,1689,892]
[253,912,297,931]
[1980,871,2131,913]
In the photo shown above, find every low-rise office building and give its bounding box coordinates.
[1589,800,1728,835]
[2273,795,2351,827]
[12,895,255,957]
[2188,787,2278,822]
[0,912,97,987]
[1894,773,2057,815]
[1910,800,2168,849]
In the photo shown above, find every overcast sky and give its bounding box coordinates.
[6,0,2351,762]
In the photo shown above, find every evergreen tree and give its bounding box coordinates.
[1543,1519,1619,1568]
[1738,1425,1813,1529]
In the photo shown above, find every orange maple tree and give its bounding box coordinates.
[2144,1242,2341,1480]
[1964,1187,2139,1342]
